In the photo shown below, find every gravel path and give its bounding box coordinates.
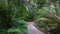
[27,22,45,34]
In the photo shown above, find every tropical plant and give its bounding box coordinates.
[32,0,60,34]
[0,0,27,34]
[34,7,60,34]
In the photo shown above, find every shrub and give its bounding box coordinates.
[0,0,27,34]
[7,20,27,34]
[34,8,60,34]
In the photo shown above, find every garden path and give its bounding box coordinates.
[27,22,45,34]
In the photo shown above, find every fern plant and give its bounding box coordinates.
[0,0,27,34]
[34,7,59,34]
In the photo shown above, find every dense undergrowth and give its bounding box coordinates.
[36,9,60,32]
[34,7,60,34]
[0,0,27,34]
[31,0,60,34]
[0,0,60,34]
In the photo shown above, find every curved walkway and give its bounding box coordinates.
[27,22,45,34]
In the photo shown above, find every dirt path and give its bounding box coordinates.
[27,22,45,34]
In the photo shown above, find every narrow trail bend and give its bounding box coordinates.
[27,22,45,34]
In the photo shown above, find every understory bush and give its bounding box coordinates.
[0,0,27,34]
[7,20,27,34]
[35,7,60,34]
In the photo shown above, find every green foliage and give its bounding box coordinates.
[0,0,27,34]
[7,28,21,32]
[34,7,60,33]
[49,27,60,34]
[18,5,29,20]
[34,0,49,8]
[34,7,50,20]
[7,20,27,34]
